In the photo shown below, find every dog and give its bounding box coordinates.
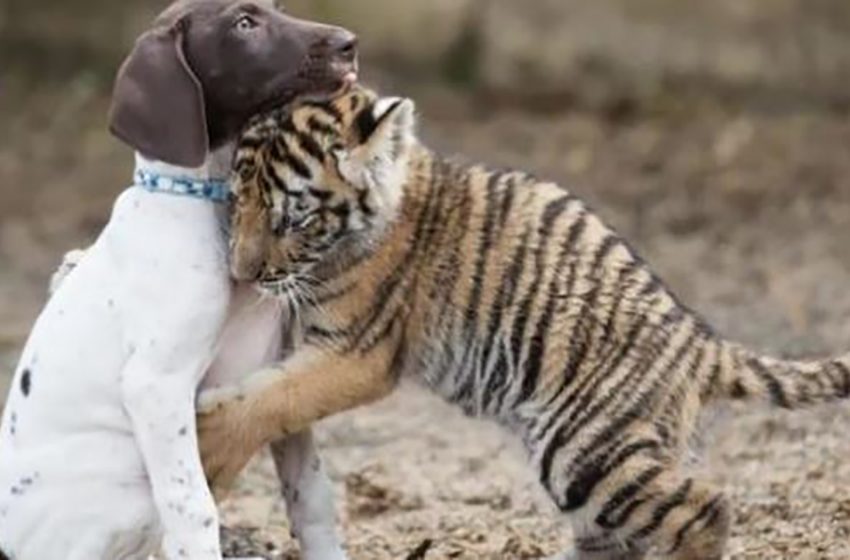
[0,1,356,558]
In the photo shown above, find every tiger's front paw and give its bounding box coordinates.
[197,387,267,499]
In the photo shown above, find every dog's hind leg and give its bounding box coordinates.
[271,432,347,560]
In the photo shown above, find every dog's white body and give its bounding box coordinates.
[0,154,344,560]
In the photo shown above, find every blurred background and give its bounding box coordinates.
[2,1,850,558]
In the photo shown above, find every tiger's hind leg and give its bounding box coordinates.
[656,481,730,560]
[592,465,731,560]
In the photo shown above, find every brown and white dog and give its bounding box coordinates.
[0,1,356,558]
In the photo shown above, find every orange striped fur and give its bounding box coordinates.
[198,86,850,559]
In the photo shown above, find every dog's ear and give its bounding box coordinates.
[108,22,208,167]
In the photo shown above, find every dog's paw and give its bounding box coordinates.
[49,248,86,295]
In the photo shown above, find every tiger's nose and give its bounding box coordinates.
[230,249,265,283]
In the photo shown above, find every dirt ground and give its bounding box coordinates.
[2,85,850,558]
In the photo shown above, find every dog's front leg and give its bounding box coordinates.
[271,433,347,560]
[122,353,222,560]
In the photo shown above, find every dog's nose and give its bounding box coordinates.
[324,29,358,63]
[333,34,358,63]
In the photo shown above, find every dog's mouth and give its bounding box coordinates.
[254,60,358,117]
[330,57,359,93]
[298,51,360,99]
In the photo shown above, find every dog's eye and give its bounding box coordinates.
[235,14,258,31]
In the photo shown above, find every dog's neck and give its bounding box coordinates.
[134,144,236,203]
[136,143,235,181]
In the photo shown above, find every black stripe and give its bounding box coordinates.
[481,344,511,414]
[538,255,642,440]
[238,135,266,150]
[537,251,638,419]
[488,224,531,410]
[268,134,312,181]
[430,170,474,320]
[309,177,437,345]
[536,306,655,444]
[349,93,361,114]
[348,161,444,351]
[360,309,402,353]
[629,479,693,542]
[596,465,664,529]
[285,152,312,180]
[269,135,287,162]
[263,158,289,194]
[561,438,660,511]
[494,197,573,409]
[463,172,507,334]
[422,165,471,389]
[669,495,724,553]
[302,100,344,123]
[313,282,356,306]
[534,312,647,452]
[595,260,639,349]
[830,361,850,398]
[509,197,574,366]
[638,274,663,299]
[307,115,338,137]
[297,130,326,164]
[746,357,791,408]
[541,327,695,491]
[455,170,494,405]
[496,174,518,228]
[307,187,333,201]
[701,341,724,400]
[275,117,297,134]
[355,102,380,143]
[516,210,587,406]
[549,232,618,398]
[572,330,698,461]
[479,226,531,412]
[655,341,708,446]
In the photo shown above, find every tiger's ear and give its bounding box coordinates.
[354,96,416,167]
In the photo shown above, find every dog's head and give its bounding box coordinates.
[108,0,358,167]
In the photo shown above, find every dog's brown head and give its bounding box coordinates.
[108,0,357,167]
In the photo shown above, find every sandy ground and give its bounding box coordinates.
[2,87,850,558]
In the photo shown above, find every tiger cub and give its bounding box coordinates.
[198,86,850,559]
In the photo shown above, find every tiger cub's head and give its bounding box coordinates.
[229,85,416,287]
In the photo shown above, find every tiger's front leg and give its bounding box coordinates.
[197,342,399,494]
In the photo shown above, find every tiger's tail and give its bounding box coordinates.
[706,340,850,408]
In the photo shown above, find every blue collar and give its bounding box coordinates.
[134,169,230,204]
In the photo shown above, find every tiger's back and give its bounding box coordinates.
[223,86,850,560]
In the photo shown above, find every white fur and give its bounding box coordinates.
[0,151,345,560]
